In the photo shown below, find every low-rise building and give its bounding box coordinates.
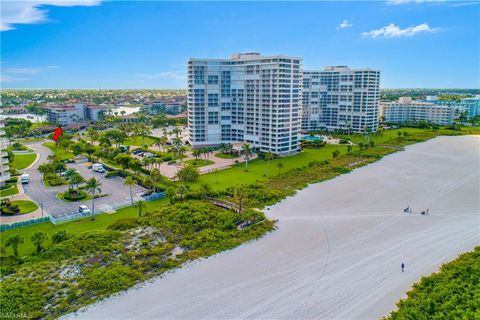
[46,104,85,126]
[381,98,454,125]
[85,105,107,121]
[46,103,107,125]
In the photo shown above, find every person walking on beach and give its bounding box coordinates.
[401,263,405,272]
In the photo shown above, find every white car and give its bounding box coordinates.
[78,205,91,214]
[20,173,30,184]
[92,163,105,173]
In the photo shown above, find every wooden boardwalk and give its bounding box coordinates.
[204,196,242,213]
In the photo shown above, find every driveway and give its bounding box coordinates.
[22,141,145,218]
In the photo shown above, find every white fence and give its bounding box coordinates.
[2,192,166,228]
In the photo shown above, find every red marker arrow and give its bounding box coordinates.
[53,127,63,141]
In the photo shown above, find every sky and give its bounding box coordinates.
[1,0,479,89]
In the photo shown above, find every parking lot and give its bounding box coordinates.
[22,142,145,218]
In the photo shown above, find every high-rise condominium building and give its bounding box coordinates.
[302,66,381,133]
[187,53,302,156]
[0,121,10,187]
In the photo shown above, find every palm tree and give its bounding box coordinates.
[86,177,102,220]
[150,168,162,193]
[199,183,212,198]
[166,187,177,204]
[134,200,147,217]
[276,162,284,174]
[86,127,99,145]
[124,176,135,205]
[172,126,181,139]
[177,185,189,200]
[31,232,48,254]
[6,234,24,257]
[242,143,252,168]
[192,149,201,160]
[263,151,274,176]
[234,186,246,213]
[69,172,84,195]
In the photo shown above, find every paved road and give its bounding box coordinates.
[70,136,480,320]
[23,141,145,217]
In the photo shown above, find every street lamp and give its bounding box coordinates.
[40,203,44,218]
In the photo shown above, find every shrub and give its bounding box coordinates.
[0,200,20,215]
[105,170,122,178]
[45,173,65,186]
[62,190,87,201]
[52,231,70,244]
[107,218,140,231]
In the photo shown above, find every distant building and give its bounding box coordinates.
[302,66,381,133]
[187,52,302,156]
[85,105,107,121]
[46,103,107,125]
[419,96,480,119]
[142,101,184,115]
[381,98,454,125]
[45,104,85,126]
[0,121,10,187]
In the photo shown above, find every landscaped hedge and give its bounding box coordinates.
[63,190,88,201]
[44,173,65,186]
[0,199,20,215]
[105,170,123,178]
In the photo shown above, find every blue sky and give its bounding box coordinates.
[1,0,479,89]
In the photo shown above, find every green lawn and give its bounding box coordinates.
[0,198,168,257]
[42,142,74,160]
[11,200,39,214]
[195,145,347,191]
[184,159,215,167]
[1,183,19,197]
[214,152,240,159]
[123,136,157,147]
[11,152,37,170]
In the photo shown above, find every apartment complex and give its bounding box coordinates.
[302,66,381,133]
[422,95,480,118]
[142,101,184,115]
[187,53,302,156]
[46,104,107,126]
[380,97,454,125]
[0,121,10,187]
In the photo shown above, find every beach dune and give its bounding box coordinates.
[71,135,480,320]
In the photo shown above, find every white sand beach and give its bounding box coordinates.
[70,135,480,320]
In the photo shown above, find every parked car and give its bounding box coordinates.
[132,149,144,155]
[143,152,155,158]
[119,145,130,153]
[20,173,30,184]
[78,205,91,214]
[92,163,105,173]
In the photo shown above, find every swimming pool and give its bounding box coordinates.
[302,135,322,141]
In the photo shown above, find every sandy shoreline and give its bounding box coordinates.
[69,135,480,320]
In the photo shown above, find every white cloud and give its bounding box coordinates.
[0,74,32,83]
[386,0,445,4]
[4,65,59,74]
[337,20,353,30]
[1,1,102,31]
[1,65,59,83]
[362,23,440,38]
[135,71,186,81]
